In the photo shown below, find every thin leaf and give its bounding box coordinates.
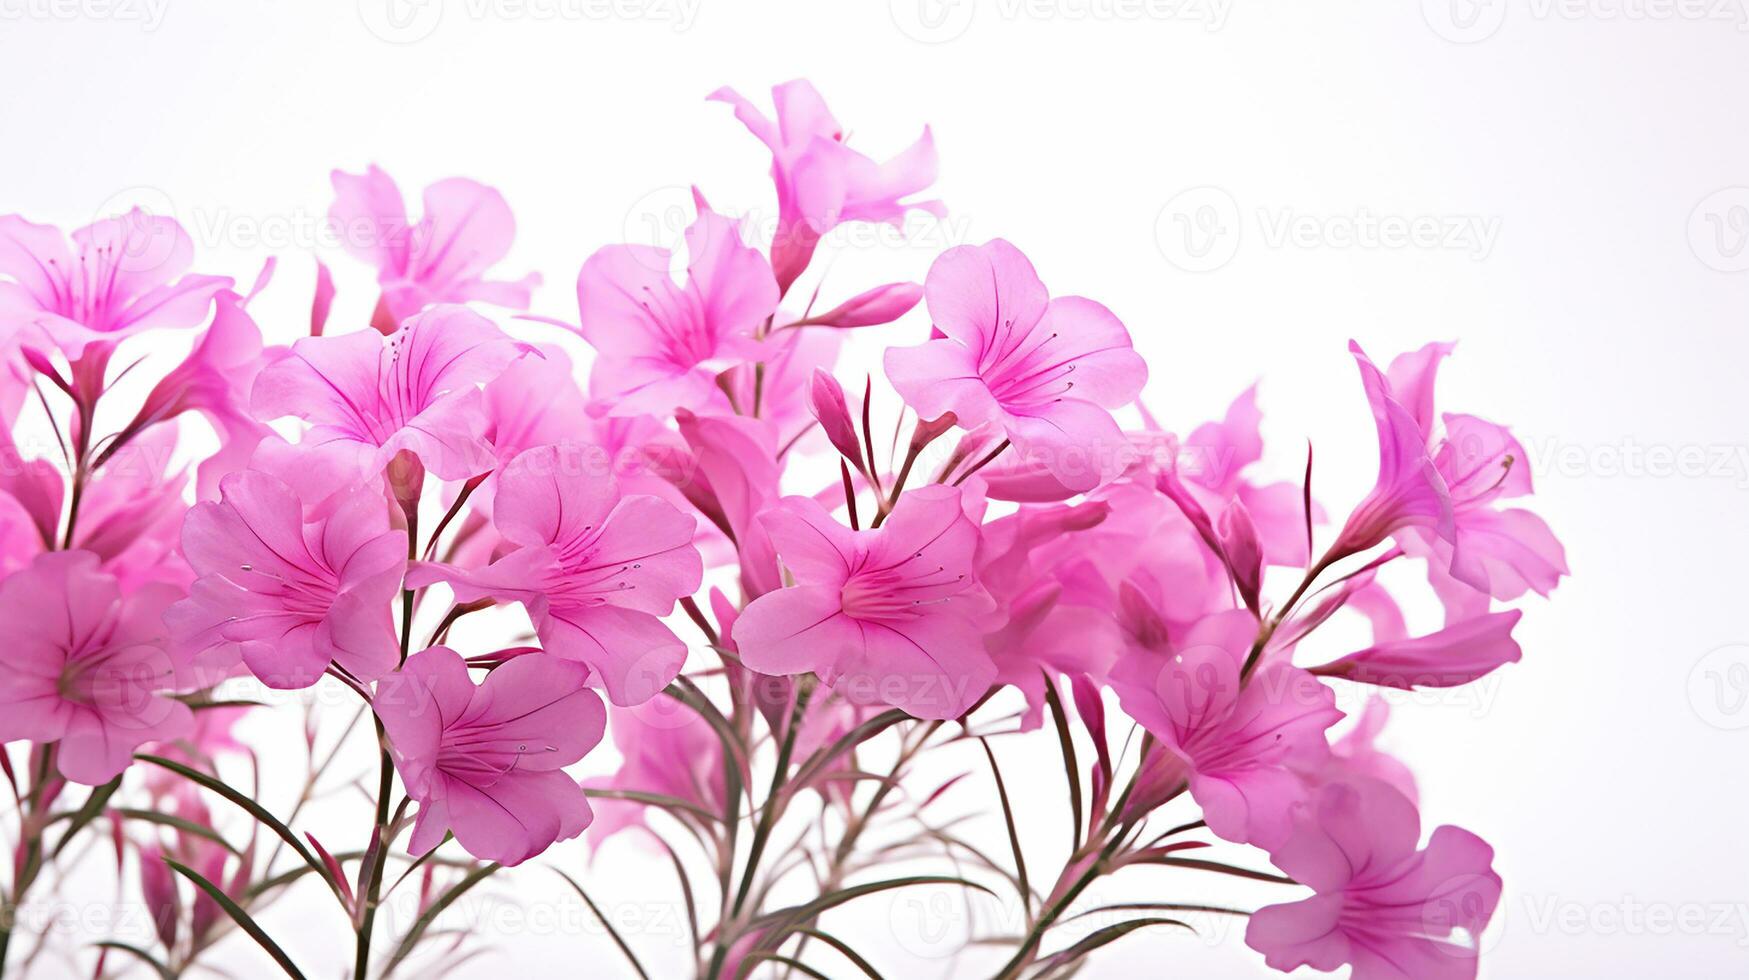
[1041,678,1084,854]
[115,808,244,855]
[979,738,1030,918]
[735,953,829,980]
[136,754,342,905]
[50,776,121,858]
[381,862,501,976]
[93,941,175,980]
[550,868,650,980]
[1035,917,1191,978]
[163,858,306,979]
[794,928,881,979]
[753,875,996,932]
[1136,856,1296,884]
[1061,901,1250,924]
[789,709,908,788]
[582,788,721,824]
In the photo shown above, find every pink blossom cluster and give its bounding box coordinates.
[0,80,1562,979]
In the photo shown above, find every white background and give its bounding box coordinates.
[2,1,1747,977]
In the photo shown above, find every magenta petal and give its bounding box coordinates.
[535,601,689,707]
[1317,609,1523,689]
[732,585,860,676]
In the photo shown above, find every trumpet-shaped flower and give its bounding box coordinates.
[1328,342,1453,562]
[885,240,1147,492]
[731,485,997,719]
[0,552,191,784]
[0,211,230,357]
[1247,779,1501,980]
[408,445,703,706]
[168,470,406,688]
[576,206,777,417]
[251,306,526,492]
[710,80,942,291]
[1381,342,1567,601]
[1111,609,1342,847]
[329,165,539,327]
[375,647,605,866]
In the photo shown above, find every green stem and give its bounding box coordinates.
[708,684,813,979]
[353,731,395,980]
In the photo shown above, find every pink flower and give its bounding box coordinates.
[1313,609,1523,689]
[575,206,777,417]
[328,165,539,327]
[1110,609,1342,846]
[668,410,784,598]
[0,210,231,357]
[1328,342,1454,562]
[731,485,997,720]
[119,291,271,500]
[0,551,191,784]
[786,282,923,329]
[1247,779,1501,980]
[408,445,703,706]
[975,499,1124,727]
[251,306,527,492]
[1382,342,1567,601]
[709,80,942,291]
[375,646,605,866]
[169,470,406,689]
[64,428,192,594]
[885,240,1148,492]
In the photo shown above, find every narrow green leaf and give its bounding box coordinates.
[380,861,500,976]
[1035,917,1191,978]
[735,953,830,980]
[115,808,243,855]
[550,868,650,980]
[979,737,1031,917]
[789,709,908,788]
[1041,677,1084,852]
[795,927,881,979]
[50,775,122,858]
[136,754,343,905]
[1136,857,1296,884]
[93,940,176,980]
[582,788,720,824]
[753,875,997,932]
[1060,901,1250,923]
[163,858,306,979]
